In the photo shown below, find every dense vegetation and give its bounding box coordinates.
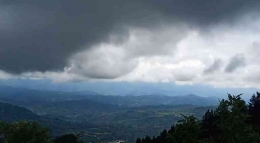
[0,121,52,143]
[0,121,83,143]
[137,93,260,143]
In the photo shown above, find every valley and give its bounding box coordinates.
[0,86,217,142]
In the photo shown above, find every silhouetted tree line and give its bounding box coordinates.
[136,92,260,143]
[0,121,82,143]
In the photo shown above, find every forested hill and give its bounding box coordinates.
[0,102,100,139]
[0,102,39,122]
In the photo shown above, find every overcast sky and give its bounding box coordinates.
[1,0,260,88]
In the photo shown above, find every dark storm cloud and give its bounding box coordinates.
[0,0,259,74]
[225,54,246,73]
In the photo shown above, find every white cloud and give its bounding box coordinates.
[67,44,136,79]
[0,70,14,79]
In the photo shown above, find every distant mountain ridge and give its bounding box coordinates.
[0,85,100,106]
[0,85,218,108]
[78,94,218,107]
[0,79,257,99]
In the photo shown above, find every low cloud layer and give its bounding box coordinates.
[1,1,260,88]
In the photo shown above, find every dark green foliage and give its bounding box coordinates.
[136,138,142,143]
[137,93,260,143]
[213,94,258,143]
[159,129,168,143]
[173,115,201,143]
[54,134,83,143]
[249,92,260,124]
[200,109,218,139]
[144,135,152,143]
[0,121,85,143]
[0,121,52,143]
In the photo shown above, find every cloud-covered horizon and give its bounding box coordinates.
[1,0,260,88]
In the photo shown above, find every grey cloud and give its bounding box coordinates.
[126,26,189,58]
[204,59,223,74]
[174,74,195,82]
[225,54,246,73]
[0,0,259,75]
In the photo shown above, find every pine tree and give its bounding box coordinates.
[136,137,142,143]
[249,92,260,124]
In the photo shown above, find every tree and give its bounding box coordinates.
[249,92,260,123]
[215,94,259,143]
[136,137,142,143]
[158,129,167,143]
[1,121,52,143]
[168,125,175,134]
[137,93,260,143]
[170,115,201,143]
[200,109,218,139]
